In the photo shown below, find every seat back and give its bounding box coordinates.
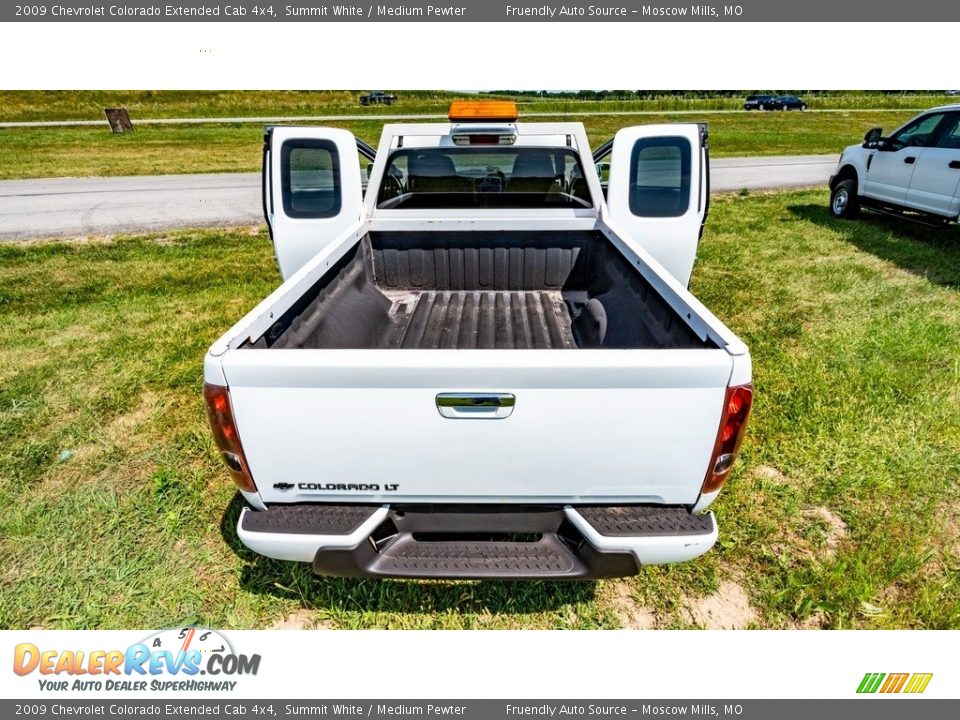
[409,153,460,193]
[509,150,559,194]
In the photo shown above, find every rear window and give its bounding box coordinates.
[628,136,692,218]
[280,139,341,218]
[376,147,593,209]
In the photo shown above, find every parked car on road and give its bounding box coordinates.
[777,95,808,111]
[743,94,779,111]
[829,105,960,225]
[359,91,397,106]
[204,101,753,580]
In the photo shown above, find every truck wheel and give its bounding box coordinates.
[830,179,860,219]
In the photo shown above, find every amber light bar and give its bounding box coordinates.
[448,100,519,122]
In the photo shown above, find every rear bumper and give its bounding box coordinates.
[236,503,717,580]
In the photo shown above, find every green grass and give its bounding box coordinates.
[0,90,950,180]
[0,110,927,180]
[0,90,950,122]
[2,190,959,629]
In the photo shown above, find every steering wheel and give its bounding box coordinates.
[381,169,404,199]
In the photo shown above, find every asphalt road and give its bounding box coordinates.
[0,154,839,241]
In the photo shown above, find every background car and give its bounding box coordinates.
[777,95,808,110]
[359,91,397,106]
[743,94,779,111]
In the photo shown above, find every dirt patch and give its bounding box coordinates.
[683,580,757,629]
[803,506,848,559]
[105,391,161,450]
[753,465,791,484]
[787,612,827,630]
[935,500,960,558]
[269,610,316,630]
[604,580,657,629]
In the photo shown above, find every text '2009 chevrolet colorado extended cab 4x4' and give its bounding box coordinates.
[203,101,753,580]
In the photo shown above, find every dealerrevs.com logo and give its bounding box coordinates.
[13,628,261,693]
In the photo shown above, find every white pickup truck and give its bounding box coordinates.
[830,104,960,224]
[203,102,753,580]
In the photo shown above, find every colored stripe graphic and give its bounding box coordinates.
[857,673,885,693]
[857,672,932,694]
[904,674,933,694]
[881,673,909,693]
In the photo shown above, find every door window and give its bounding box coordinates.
[628,137,691,218]
[934,114,960,149]
[280,139,341,218]
[889,113,948,150]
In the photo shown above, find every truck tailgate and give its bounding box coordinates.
[221,348,733,506]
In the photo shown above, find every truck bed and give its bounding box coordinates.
[246,231,713,351]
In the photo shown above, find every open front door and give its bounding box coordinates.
[263,126,364,280]
[605,124,708,287]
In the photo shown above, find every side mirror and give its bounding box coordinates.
[862,127,882,149]
[366,163,374,182]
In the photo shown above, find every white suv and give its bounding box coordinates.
[829,105,960,225]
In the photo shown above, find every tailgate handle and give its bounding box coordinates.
[436,393,515,419]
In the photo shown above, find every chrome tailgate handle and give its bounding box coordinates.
[436,393,515,419]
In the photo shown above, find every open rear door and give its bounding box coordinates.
[263,126,364,280]
[605,124,708,287]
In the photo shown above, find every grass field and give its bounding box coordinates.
[0,90,948,180]
[0,111,927,180]
[2,188,958,630]
[0,91,950,122]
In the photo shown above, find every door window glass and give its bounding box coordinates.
[934,114,960,149]
[280,139,341,218]
[890,113,947,149]
[628,136,691,218]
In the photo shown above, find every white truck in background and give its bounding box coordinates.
[203,101,753,580]
[830,104,960,224]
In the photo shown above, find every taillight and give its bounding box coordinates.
[203,383,257,493]
[701,384,753,495]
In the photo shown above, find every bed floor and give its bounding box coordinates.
[381,289,577,350]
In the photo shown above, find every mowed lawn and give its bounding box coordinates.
[0,111,925,180]
[0,90,944,123]
[0,86,941,180]
[1,189,958,630]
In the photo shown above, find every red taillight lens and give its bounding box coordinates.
[203,382,257,493]
[701,384,753,495]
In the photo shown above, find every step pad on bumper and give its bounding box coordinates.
[577,505,714,537]
[237,504,717,579]
[240,504,380,535]
[379,537,576,575]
